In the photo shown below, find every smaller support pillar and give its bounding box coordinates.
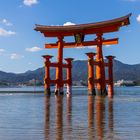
[86,52,96,96]
[106,56,115,98]
[65,58,74,97]
[42,55,53,96]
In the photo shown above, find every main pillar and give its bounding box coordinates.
[65,58,74,97]
[96,33,107,96]
[86,52,96,95]
[55,36,64,95]
[43,55,53,96]
[106,56,115,98]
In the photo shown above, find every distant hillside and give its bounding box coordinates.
[0,60,140,84]
[113,60,140,81]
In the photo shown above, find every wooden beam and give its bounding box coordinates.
[103,38,118,45]
[104,63,109,67]
[49,62,68,68]
[50,79,58,84]
[45,38,118,49]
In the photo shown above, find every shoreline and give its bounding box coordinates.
[0,86,140,94]
[0,91,44,94]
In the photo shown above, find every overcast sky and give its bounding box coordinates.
[0,0,140,73]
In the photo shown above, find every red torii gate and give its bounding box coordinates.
[34,14,131,97]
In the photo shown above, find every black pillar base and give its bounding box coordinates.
[45,88,51,96]
[96,88,108,96]
[55,90,64,96]
[88,88,96,96]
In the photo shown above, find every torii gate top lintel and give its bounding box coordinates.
[34,13,131,38]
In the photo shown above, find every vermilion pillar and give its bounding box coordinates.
[55,36,64,95]
[65,58,74,97]
[106,56,115,97]
[43,55,53,96]
[96,33,107,96]
[86,52,96,95]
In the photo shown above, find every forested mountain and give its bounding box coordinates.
[0,60,140,84]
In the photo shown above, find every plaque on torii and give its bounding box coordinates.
[35,14,131,97]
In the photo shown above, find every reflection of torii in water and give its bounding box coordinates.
[35,14,131,97]
[88,96,114,139]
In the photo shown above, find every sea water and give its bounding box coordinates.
[0,87,140,140]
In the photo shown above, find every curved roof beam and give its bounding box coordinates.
[34,13,131,37]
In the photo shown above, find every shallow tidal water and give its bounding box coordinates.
[0,87,140,140]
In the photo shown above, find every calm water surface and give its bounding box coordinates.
[0,87,140,140]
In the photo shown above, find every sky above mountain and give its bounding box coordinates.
[0,0,140,73]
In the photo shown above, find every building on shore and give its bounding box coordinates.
[114,79,135,86]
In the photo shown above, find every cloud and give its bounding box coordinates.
[28,62,32,65]
[0,48,5,52]
[25,46,42,52]
[76,45,96,49]
[0,28,16,37]
[105,45,111,47]
[63,22,76,26]
[87,46,97,49]
[0,48,5,56]
[136,14,140,23]
[0,19,12,26]
[10,53,24,60]
[75,44,110,49]
[23,0,38,6]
